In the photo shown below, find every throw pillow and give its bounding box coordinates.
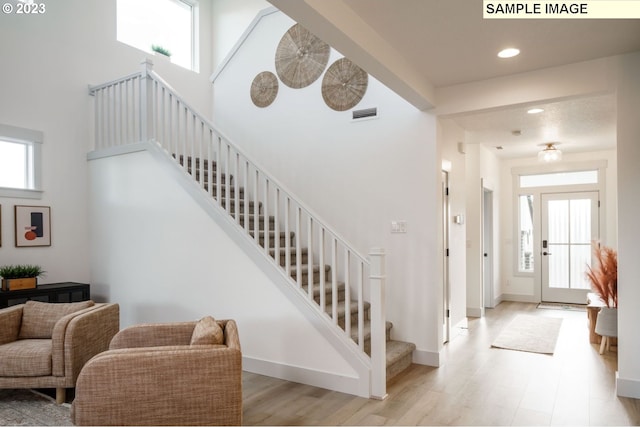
[0,307,23,345]
[19,300,95,339]
[190,316,224,345]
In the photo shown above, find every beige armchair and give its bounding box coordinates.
[0,300,120,403]
[72,318,242,426]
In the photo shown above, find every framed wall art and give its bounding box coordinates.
[15,205,51,247]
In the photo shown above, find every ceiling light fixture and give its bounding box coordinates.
[538,143,562,162]
[527,108,544,114]
[498,48,520,58]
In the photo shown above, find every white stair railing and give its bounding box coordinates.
[89,59,386,397]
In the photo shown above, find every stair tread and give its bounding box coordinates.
[269,247,308,255]
[300,280,346,299]
[289,264,331,274]
[237,213,274,220]
[219,198,253,205]
[385,340,416,367]
[323,300,370,317]
[250,230,294,237]
[349,320,393,342]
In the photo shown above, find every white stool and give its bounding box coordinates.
[594,307,618,354]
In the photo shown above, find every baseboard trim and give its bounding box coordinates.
[616,372,640,398]
[499,293,539,303]
[87,141,148,160]
[467,307,483,318]
[493,294,504,306]
[412,349,440,367]
[243,356,368,397]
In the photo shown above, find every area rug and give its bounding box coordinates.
[0,389,72,426]
[491,314,563,354]
[537,302,586,312]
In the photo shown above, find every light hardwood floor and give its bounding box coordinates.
[242,301,640,426]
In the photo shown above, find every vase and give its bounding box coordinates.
[595,307,617,354]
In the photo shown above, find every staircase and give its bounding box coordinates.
[178,155,416,383]
[89,62,417,396]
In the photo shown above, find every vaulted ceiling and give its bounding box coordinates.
[269,0,640,158]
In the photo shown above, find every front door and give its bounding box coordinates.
[541,191,599,304]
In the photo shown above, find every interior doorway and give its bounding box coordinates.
[541,191,600,304]
[482,187,494,309]
[441,170,450,344]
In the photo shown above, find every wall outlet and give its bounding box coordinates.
[391,220,407,233]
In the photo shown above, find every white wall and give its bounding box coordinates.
[89,149,364,394]
[211,0,271,69]
[0,0,213,282]
[212,11,442,364]
[438,119,467,333]
[464,144,501,316]
[615,51,640,399]
[480,145,502,308]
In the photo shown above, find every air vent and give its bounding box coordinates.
[352,107,377,120]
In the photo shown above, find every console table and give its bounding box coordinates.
[0,282,90,308]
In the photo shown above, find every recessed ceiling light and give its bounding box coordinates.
[527,108,544,114]
[498,48,520,58]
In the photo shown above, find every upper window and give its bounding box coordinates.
[520,170,598,188]
[0,124,43,199]
[117,0,199,71]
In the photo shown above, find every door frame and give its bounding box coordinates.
[511,160,608,304]
[540,190,600,304]
[441,170,451,344]
[483,187,494,308]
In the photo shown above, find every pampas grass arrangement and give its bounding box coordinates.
[586,243,617,308]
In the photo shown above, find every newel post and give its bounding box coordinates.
[140,59,154,143]
[369,247,387,400]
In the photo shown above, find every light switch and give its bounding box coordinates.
[391,220,407,233]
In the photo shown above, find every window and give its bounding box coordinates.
[512,161,606,278]
[518,194,534,273]
[117,0,198,71]
[0,124,43,199]
[520,170,598,188]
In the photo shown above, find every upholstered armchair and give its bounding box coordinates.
[72,317,242,426]
[0,300,120,403]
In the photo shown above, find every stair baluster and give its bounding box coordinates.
[88,59,419,398]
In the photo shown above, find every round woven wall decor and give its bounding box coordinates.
[321,58,368,111]
[250,71,279,108]
[275,24,330,89]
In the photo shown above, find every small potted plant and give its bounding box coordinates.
[0,264,45,291]
[151,44,172,59]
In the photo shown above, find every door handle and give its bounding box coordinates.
[543,251,552,256]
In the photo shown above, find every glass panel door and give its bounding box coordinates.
[541,192,599,304]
